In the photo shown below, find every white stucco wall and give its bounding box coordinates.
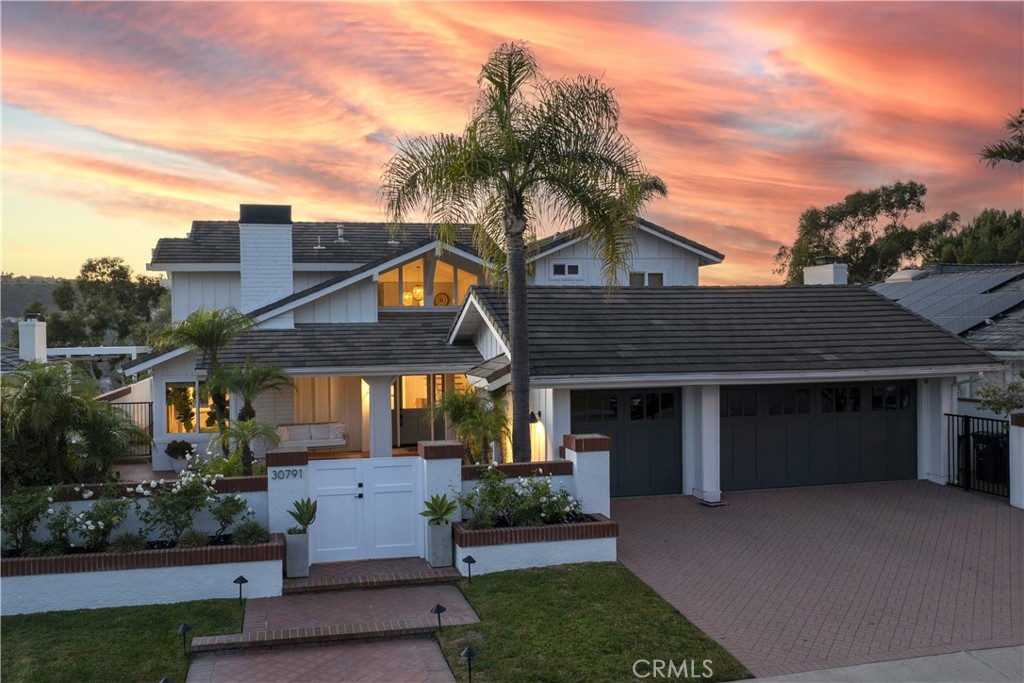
[454,537,615,576]
[1,560,281,615]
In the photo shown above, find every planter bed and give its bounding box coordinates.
[1,534,284,616]
[453,514,617,576]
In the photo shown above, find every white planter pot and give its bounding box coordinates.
[170,458,187,474]
[427,524,453,568]
[285,533,309,578]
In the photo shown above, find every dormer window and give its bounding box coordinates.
[552,262,581,279]
[378,256,479,307]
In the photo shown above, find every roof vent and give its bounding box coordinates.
[313,236,326,251]
[335,225,346,243]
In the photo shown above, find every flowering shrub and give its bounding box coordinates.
[136,466,220,542]
[459,466,586,530]
[210,493,252,537]
[0,490,50,555]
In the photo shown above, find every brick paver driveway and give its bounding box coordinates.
[614,480,1023,678]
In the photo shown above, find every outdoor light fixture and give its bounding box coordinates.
[233,575,249,604]
[462,554,476,583]
[461,646,478,683]
[430,603,447,630]
[177,623,192,657]
[529,411,541,424]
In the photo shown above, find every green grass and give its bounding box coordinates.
[437,562,751,682]
[1,598,243,683]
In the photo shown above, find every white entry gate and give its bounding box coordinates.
[309,458,423,563]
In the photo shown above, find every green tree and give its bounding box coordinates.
[150,308,254,449]
[206,359,293,422]
[382,42,665,462]
[980,109,1024,167]
[0,361,143,486]
[773,181,959,284]
[427,387,509,464]
[929,209,1024,264]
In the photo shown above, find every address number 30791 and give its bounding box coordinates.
[270,469,303,480]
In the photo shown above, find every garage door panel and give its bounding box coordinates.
[784,420,812,487]
[724,419,759,490]
[762,421,789,488]
[810,421,839,484]
[836,419,863,483]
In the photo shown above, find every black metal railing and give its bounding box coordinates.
[108,401,153,457]
[946,413,1009,497]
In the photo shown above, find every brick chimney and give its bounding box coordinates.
[239,204,293,328]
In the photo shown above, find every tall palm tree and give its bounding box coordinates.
[383,42,665,462]
[980,109,1024,167]
[150,308,254,441]
[206,359,293,422]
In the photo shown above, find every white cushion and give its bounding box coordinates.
[329,423,345,439]
[310,423,333,440]
[275,426,290,442]
[288,424,311,441]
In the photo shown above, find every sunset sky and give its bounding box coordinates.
[2,1,1021,285]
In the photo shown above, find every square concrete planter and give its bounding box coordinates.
[285,533,310,578]
[427,524,453,568]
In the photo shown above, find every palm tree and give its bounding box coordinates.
[980,109,1024,167]
[211,418,280,475]
[383,42,665,462]
[206,359,293,422]
[150,308,254,442]
[426,387,509,464]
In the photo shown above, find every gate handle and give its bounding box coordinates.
[355,493,364,499]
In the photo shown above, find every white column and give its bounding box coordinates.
[551,389,571,460]
[365,376,393,458]
[564,435,610,517]
[693,384,721,503]
[1010,412,1023,510]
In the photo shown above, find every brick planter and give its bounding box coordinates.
[453,515,618,576]
[1,535,285,616]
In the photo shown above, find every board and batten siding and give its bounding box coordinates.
[170,273,242,321]
[531,231,699,286]
[293,279,377,323]
[473,324,505,360]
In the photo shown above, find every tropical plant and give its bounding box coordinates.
[1,361,143,486]
[286,497,318,533]
[150,307,254,446]
[420,494,458,526]
[210,418,280,476]
[980,108,1024,167]
[176,528,211,549]
[166,387,196,432]
[108,531,147,553]
[165,440,194,460]
[206,359,293,422]
[383,42,665,462]
[426,387,509,464]
[233,518,270,545]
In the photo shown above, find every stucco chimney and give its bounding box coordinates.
[18,315,47,362]
[239,204,293,328]
[803,262,848,286]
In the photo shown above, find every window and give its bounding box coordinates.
[401,375,429,409]
[629,272,664,287]
[767,387,811,416]
[378,257,480,308]
[552,262,580,279]
[821,386,861,413]
[571,391,617,422]
[872,384,910,411]
[720,388,757,417]
[165,382,227,434]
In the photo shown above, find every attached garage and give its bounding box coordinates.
[571,388,681,497]
[720,382,917,490]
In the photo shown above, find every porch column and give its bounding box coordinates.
[693,384,721,503]
[364,376,393,458]
[917,377,955,484]
[1010,412,1023,510]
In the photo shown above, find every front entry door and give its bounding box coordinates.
[310,458,423,563]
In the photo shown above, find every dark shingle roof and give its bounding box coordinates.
[533,218,724,263]
[150,222,476,265]
[871,264,1024,335]
[204,311,480,372]
[472,285,997,377]
[965,307,1024,353]
[1,347,22,372]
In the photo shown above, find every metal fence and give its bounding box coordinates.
[108,401,153,457]
[946,413,1010,498]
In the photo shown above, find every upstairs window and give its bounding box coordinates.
[552,262,581,279]
[378,257,479,307]
[629,272,664,287]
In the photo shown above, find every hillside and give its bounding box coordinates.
[1,275,65,344]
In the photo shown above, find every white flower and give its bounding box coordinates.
[246,507,254,514]
[216,474,224,480]
[142,490,151,497]
[47,497,54,503]
[82,490,94,499]
[73,486,81,492]
[159,479,165,485]
[47,508,54,515]
[97,521,104,529]
[150,481,157,488]
[135,485,145,494]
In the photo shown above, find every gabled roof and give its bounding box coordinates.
[201,311,480,374]
[532,218,724,265]
[466,285,998,381]
[871,264,1024,336]
[149,222,477,266]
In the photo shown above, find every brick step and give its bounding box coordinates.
[190,620,440,654]
[283,558,461,594]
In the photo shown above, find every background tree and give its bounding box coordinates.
[383,42,665,462]
[980,109,1024,167]
[929,209,1024,264]
[773,181,959,284]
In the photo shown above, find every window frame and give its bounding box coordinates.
[164,380,228,435]
[551,261,582,280]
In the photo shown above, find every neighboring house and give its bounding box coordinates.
[124,204,1001,500]
[872,264,1024,416]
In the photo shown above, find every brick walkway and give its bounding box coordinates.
[187,639,454,682]
[614,480,1023,678]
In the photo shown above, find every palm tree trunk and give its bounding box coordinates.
[506,217,531,463]
[241,443,254,476]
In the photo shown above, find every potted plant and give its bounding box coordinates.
[420,494,458,568]
[285,497,317,579]
[165,440,193,474]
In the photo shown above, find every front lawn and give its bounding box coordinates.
[438,562,750,682]
[1,598,243,683]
